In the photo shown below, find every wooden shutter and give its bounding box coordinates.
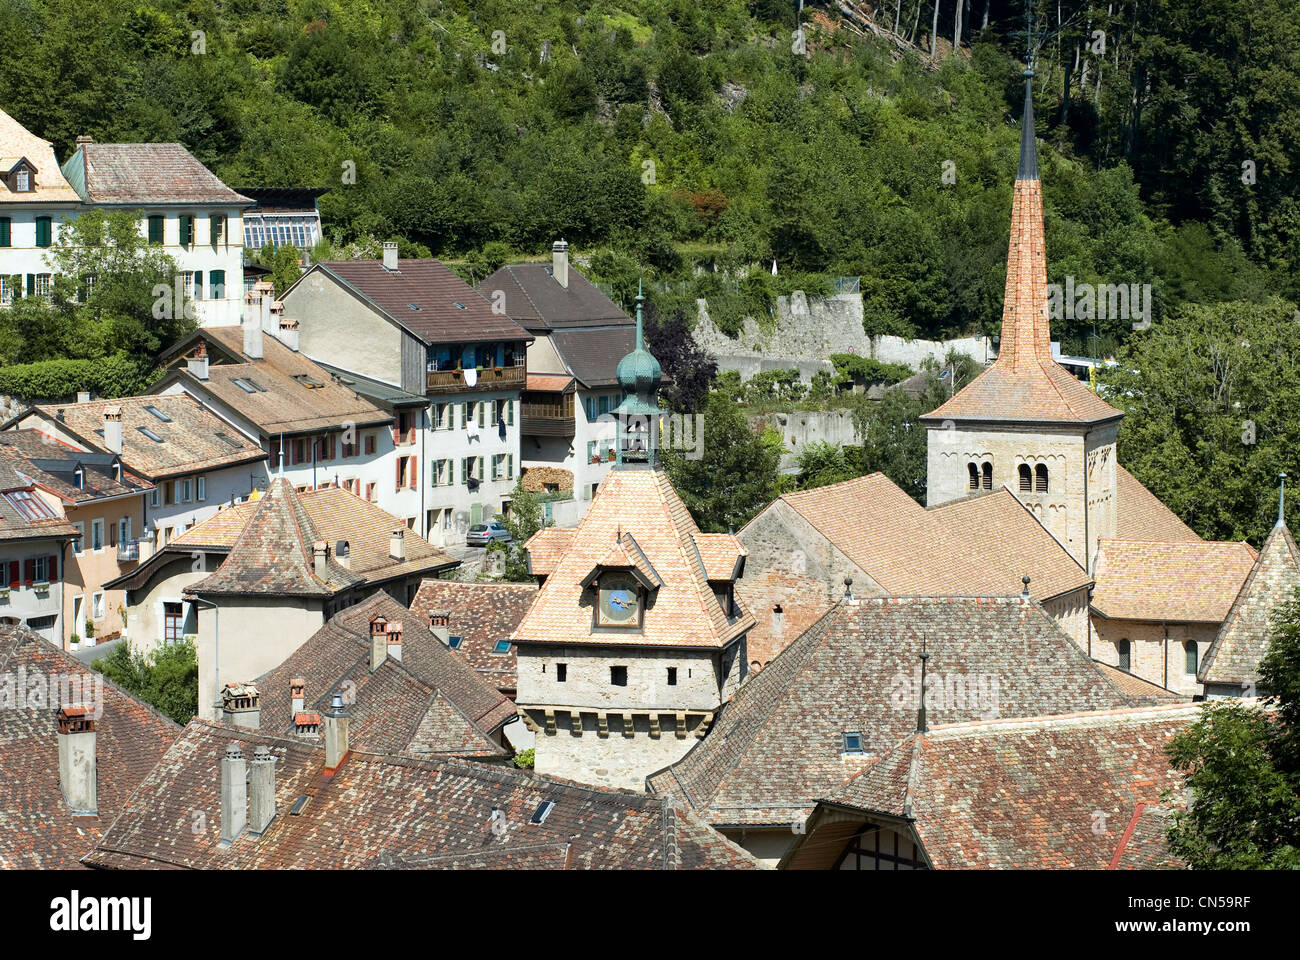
[48,554,57,581]
[395,457,403,491]
[478,457,484,482]
[180,215,193,247]
[23,559,34,586]
[210,269,225,298]
[194,270,204,299]
[25,274,34,296]
[148,215,164,244]
[507,399,514,426]
[0,218,10,246]
[35,217,50,247]
[8,561,18,588]
[477,403,485,428]
[507,454,513,479]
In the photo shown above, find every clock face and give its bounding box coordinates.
[599,575,640,625]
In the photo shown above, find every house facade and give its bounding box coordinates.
[0,458,78,644]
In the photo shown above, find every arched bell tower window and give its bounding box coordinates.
[1035,463,1049,493]
[967,462,979,490]
[1118,638,1131,671]
[981,462,993,490]
[1018,464,1032,491]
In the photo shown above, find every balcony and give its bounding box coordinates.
[426,362,525,395]
[521,394,575,437]
[117,541,140,562]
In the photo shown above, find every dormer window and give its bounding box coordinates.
[15,169,29,192]
[73,467,84,489]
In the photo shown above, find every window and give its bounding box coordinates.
[137,426,164,443]
[15,169,29,192]
[493,639,511,654]
[0,217,9,246]
[145,405,171,422]
[33,273,51,297]
[179,214,194,248]
[1118,638,1131,671]
[981,462,993,490]
[667,667,677,686]
[610,665,628,686]
[180,479,193,503]
[1184,641,1198,675]
[1034,463,1049,493]
[447,635,463,650]
[197,477,206,501]
[163,602,183,645]
[149,487,160,508]
[0,275,12,304]
[35,216,52,247]
[210,214,225,247]
[92,592,105,620]
[556,662,567,682]
[968,462,979,490]
[90,519,105,551]
[210,269,225,300]
[72,521,84,554]
[364,433,376,455]
[118,517,131,546]
[147,215,164,245]
[1018,464,1032,492]
[73,467,84,489]
[843,732,865,754]
[529,801,555,825]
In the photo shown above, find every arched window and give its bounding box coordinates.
[1018,464,1032,491]
[968,462,979,490]
[1184,641,1198,675]
[1118,639,1131,671]
[1035,463,1049,493]
[981,462,993,490]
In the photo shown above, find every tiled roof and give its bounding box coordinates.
[526,528,575,577]
[315,260,532,345]
[0,624,180,868]
[694,533,747,580]
[548,327,638,388]
[923,174,1122,426]
[478,263,632,331]
[1091,538,1258,623]
[1094,662,1188,704]
[1200,522,1300,687]
[810,704,1200,869]
[0,108,83,204]
[410,579,538,692]
[160,327,392,436]
[0,465,78,543]
[526,373,576,392]
[767,474,1090,603]
[253,592,513,757]
[26,394,265,481]
[184,479,455,597]
[83,719,765,870]
[1115,465,1201,541]
[647,596,1139,827]
[0,431,150,504]
[64,142,251,205]
[515,469,753,649]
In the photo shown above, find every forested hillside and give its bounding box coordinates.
[0,0,1295,357]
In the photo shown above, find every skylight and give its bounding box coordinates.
[233,377,266,393]
[215,432,242,448]
[447,635,463,649]
[452,302,467,310]
[842,732,865,755]
[137,426,164,443]
[529,801,555,825]
[144,405,171,422]
[408,303,422,311]
[233,378,256,393]
[4,489,57,521]
[292,374,324,389]
[493,639,511,654]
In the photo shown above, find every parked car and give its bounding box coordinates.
[466,521,513,547]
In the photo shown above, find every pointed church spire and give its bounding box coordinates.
[1278,471,1288,528]
[1017,69,1039,181]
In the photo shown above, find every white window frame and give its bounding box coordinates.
[149,487,160,508]
[72,521,84,555]
[15,169,29,191]
[92,591,105,621]
[91,519,105,552]
[118,516,131,545]
[180,478,193,503]
[197,476,206,501]
[34,274,52,297]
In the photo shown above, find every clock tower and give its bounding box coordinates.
[511,288,755,791]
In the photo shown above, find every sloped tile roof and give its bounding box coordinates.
[161,327,392,436]
[548,327,638,388]
[184,480,455,597]
[67,142,251,205]
[0,430,150,503]
[922,178,1122,426]
[82,719,765,870]
[694,533,747,580]
[0,464,78,543]
[1200,522,1300,687]
[515,469,753,649]
[0,107,83,204]
[1093,662,1188,704]
[1115,466,1201,541]
[477,262,632,331]
[1091,538,1258,623]
[526,528,575,577]
[0,624,180,868]
[410,579,538,692]
[814,703,1201,869]
[28,394,266,481]
[316,260,532,345]
[647,596,1139,827]
[253,592,512,758]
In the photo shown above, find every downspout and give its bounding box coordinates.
[421,403,428,540]
[1163,622,1169,689]
[190,591,218,720]
[1082,429,1091,574]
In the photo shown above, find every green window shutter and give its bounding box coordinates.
[211,214,223,247]
[180,215,192,248]
[210,269,225,299]
[0,218,10,247]
[147,215,164,244]
[477,402,485,428]
[478,456,484,481]
[194,271,204,299]
[461,458,468,485]
[508,454,513,479]
[25,274,34,296]
[35,217,51,247]
[507,399,514,426]
[430,460,437,487]
[451,459,456,484]
[459,403,467,429]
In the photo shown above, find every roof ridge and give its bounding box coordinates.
[924,701,1204,738]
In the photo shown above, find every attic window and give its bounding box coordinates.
[293,374,324,388]
[529,801,555,825]
[215,432,242,448]
[452,302,467,310]
[448,635,463,649]
[233,377,266,393]
[843,732,865,755]
[15,169,29,192]
[137,426,164,443]
[493,639,511,654]
[408,303,422,311]
[73,467,84,489]
[144,405,171,422]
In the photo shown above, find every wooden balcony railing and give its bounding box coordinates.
[426,363,526,394]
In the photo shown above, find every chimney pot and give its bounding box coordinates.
[390,528,406,562]
[386,621,403,663]
[187,345,210,380]
[220,682,261,730]
[324,691,349,770]
[278,317,300,352]
[248,745,276,836]
[220,742,247,844]
[102,406,123,456]
[57,704,97,816]
[382,242,399,272]
[552,239,569,289]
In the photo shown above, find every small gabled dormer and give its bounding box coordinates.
[581,531,662,630]
[4,158,35,194]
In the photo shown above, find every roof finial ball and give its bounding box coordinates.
[1020,575,1031,600]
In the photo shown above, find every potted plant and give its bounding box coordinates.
[69,633,80,649]
[85,618,94,641]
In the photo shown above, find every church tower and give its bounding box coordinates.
[511,287,754,791]
[919,65,1124,571]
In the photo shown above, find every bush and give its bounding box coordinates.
[92,638,197,725]
[0,354,151,401]
[513,748,535,769]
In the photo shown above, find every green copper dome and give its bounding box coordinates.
[616,344,662,392]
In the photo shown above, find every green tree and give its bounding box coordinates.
[493,481,551,582]
[796,440,861,490]
[1164,591,1300,869]
[92,638,198,725]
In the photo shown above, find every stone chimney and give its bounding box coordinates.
[75,135,94,146]
[386,621,403,663]
[428,610,450,645]
[56,705,97,816]
[552,239,569,289]
[313,540,328,579]
[248,745,276,836]
[278,317,299,352]
[324,691,349,771]
[382,241,399,272]
[187,343,209,380]
[290,677,305,715]
[369,616,388,672]
[390,528,406,562]
[76,390,91,404]
[242,299,264,360]
[220,742,247,845]
[220,682,260,730]
[102,406,123,456]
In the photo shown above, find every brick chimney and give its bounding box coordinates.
[313,540,328,579]
[390,528,405,562]
[382,241,399,272]
[187,343,209,380]
[369,615,388,672]
[552,239,569,289]
[428,610,450,646]
[102,406,123,456]
[290,677,305,715]
[323,691,349,771]
[220,682,260,730]
[56,705,97,816]
[248,745,276,836]
[386,621,403,663]
[220,742,247,845]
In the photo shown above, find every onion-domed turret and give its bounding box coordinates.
[612,282,665,468]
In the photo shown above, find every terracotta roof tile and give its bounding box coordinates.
[1091,538,1257,622]
[0,108,83,204]
[1116,466,1201,541]
[410,579,538,691]
[70,142,251,205]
